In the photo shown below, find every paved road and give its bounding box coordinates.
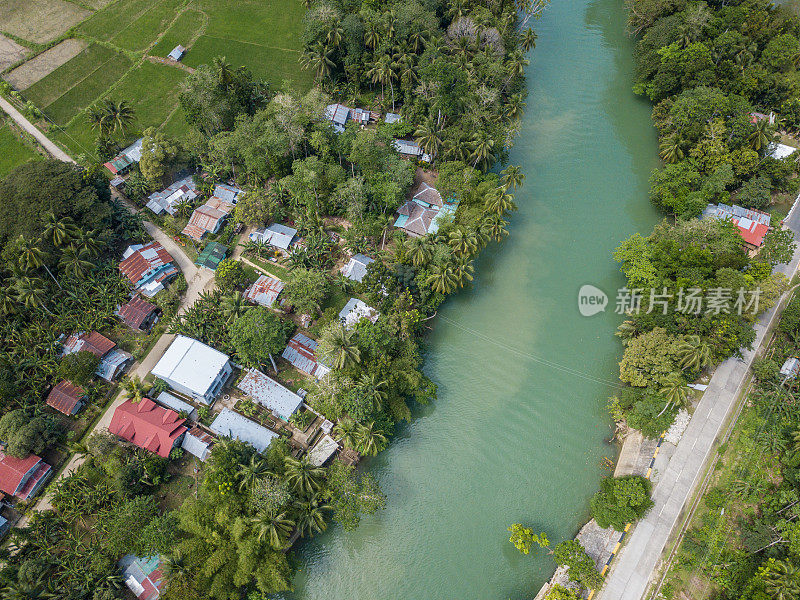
[597,198,800,600]
[0,96,74,163]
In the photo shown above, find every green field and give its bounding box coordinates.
[0,120,41,178]
[11,0,308,160]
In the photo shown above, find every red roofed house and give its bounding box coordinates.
[61,331,133,382]
[702,203,771,250]
[109,398,188,458]
[181,204,229,241]
[0,451,51,500]
[46,380,86,416]
[119,241,178,298]
[116,296,160,331]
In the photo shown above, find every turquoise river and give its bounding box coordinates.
[287,0,660,597]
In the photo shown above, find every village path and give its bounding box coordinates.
[596,198,800,600]
[0,96,74,163]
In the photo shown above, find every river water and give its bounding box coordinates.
[287,0,659,597]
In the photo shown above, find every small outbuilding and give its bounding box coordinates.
[341,253,374,283]
[339,298,380,329]
[168,45,185,61]
[150,335,233,404]
[156,391,197,420]
[46,380,86,416]
[116,296,160,331]
[781,357,800,380]
[282,333,331,379]
[119,554,164,600]
[209,408,278,453]
[243,274,284,307]
[307,434,339,467]
[181,426,215,461]
[250,223,297,251]
[195,242,227,271]
[237,368,303,421]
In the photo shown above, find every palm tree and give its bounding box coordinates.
[414,116,443,164]
[16,235,61,289]
[501,165,525,191]
[357,373,388,413]
[238,454,270,492]
[14,276,51,314]
[484,189,517,216]
[59,247,93,279]
[249,510,295,549]
[333,416,359,449]
[300,42,336,82]
[355,420,388,456]
[71,229,103,259]
[482,214,509,242]
[86,104,108,136]
[2,578,53,600]
[675,334,713,373]
[409,30,427,53]
[521,28,537,52]
[764,559,800,600]
[43,212,79,248]
[101,98,136,135]
[448,229,479,258]
[426,263,457,294]
[470,130,495,169]
[659,134,684,164]
[365,22,382,49]
[294,493,330,538]
[505,93,526,120]
[452,259,475,288]
[0,286,16,315]
[283,456,325,496]
[175,199,193,219]
[121,375,148,403]
[221,291,251,324]
[319,324,361,370]
[326,22,344,48]
[407,236,432,267]
[749,118,774,152]
[161,553,195,596]
[367,54,398,110]
[212,56,234,87]
[657,373,690,417]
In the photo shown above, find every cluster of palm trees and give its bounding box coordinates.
[86,98,136,139]
[333,416,389,456]
[659,117,778,165]
[0,213,103,317]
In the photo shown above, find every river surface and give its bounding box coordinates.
[286,0,659,597]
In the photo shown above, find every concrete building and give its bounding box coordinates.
[150,335,233,404]
[237,368,303,421]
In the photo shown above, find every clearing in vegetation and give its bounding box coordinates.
[0,34,28,72]
[0,0,91,44]
[5,39,88,90]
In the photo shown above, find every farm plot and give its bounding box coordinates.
[150,9,207,58]
[0,34,28,72]
[5,39,87,90]
[0,120,41,178]
[0,0,91,44]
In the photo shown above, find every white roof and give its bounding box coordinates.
[151,335,230,397]
[385,112,402,124]
[123,138,143,162]
[156,391,197,418]
[308,434,339,466]
[769,142,798,159]
[338,298,379,329]
[237,369,302,419]
[209,408,278,452]
[255,223,297,250]
[341,254,374,283]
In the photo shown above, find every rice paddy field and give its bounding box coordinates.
[1,0,311,159]
[0,118,41,178]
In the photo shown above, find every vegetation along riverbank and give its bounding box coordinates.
[0,0,546,598]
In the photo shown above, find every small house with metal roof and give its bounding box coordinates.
[702,203,771,249]
[339,298,379,329]
[308,434,339,466]
[168,45,185,61]
[237,369,303,421]
[103,138,143,175]
[109,398,187,457]
[195,242,227,271]
[181,426,214,461]
[250,223,297,251]
[61,331,132,381]
[282,333,331,379]
[116,296,159,331]
[243,274,284,307]
[145,175,198,215]
[0,452,51,500]
[119,241,178,297]
[209,408,278,453]
[341,253,375,283]
[46,380,86,416]
[119,554,164,600]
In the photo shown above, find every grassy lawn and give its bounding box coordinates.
[0,121,41,178]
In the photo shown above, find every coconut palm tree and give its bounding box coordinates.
[212,56,234,87]
[521,27,537,52]
[764,559,800,600]
[333,416,359,449]
[448,229,479,258]
[470,130,495,169]
[657,373,690,417]
[293,493,330,538]
[121,375,148,403]
[357,373,388,413]
[71,229,103,259]
[409,30,427,53]
[238,454,270,492]
[14,276,51,314]
[482,214,509,242]
[414,116,443,164]
[16,236,61,289]
[86,104,108,135]
[407,236,432,267]
[319,324,361,370]
[43,212,79,248]
[0,286,16,315]
[365,22,382,49]
[675,334,713,373]
[426,263,457,294]
[659,134,685,164]
[355,420,388,456]
[326,22,344,48]
[505,93,526,120]
[300,42,336,82]
[615,320,642,346]
[367,54,398,109]
[283,456,325,496]
[221,291,251,324]
[59,247,93,279]
[249,509,295,549]
[101,98,136,135]
[484,189,517,216]
[501,165,525,191]
[749,118,774,152]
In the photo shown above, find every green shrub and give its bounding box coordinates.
[590,475,654,531]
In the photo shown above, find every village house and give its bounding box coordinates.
[150,335,233,404]
[145,175,198,215]
[181,183,243,241]
[46,380,86,416]
[308,434,339,467]
[393,138,431,162]
[702,202,771,250]
[250,223,298,252]
[282,332,331,379]
[243,274,285,307]
[237,368,303,422]
[341,253,374,283]
[324,103,375,133]
[61,331,133,381]
[120,554,164,600]
[119,241,178,297]
[155,391,198,420]
[209,408,278,453]
[108,398,188,458]
[395,182,458,237]
[181,426,215,461]
[195,241,227,271]
[0,451,52,500]
[116,296,160,331]
[385,112,402,124]
[339,297,380,329]
[103,138,143,175]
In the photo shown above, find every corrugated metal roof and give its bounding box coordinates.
[46,380,85,415]
[252,223,297,250]
[181,426,213,460]
[341,254,374,283]
[338,298,379,329]
[195,242,227,270]
[116,296,158,329]
[209,408,278,452]
[308,434,339,466]
[237,369,302,420]
[281,333,331,379]
[156,391,197,419]
[151,335,230,398]
[97,348,132,381]
[243,275,284,307]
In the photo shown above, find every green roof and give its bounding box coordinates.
[195,242,227,270]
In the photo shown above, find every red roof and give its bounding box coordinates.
[732,217,769,247]
[117,296,158,329]
[62,331,116,358]
[0,451,47,498]
[119,242,175,286]
[109,398,188,458]
[46,380,86,415]
[182,204,226,240]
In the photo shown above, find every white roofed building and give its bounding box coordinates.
[237,369,303,421]
[338,298,379,329]
[341,254,374,283]
[150,335,232,404]
[209,408,278,452]
[250,223,298,251]
[308,434,339,466]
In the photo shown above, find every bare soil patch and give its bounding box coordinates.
[83,0,116,7]
[0,0,91,44]
[5,38,87,89]
[0,33,27,72]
